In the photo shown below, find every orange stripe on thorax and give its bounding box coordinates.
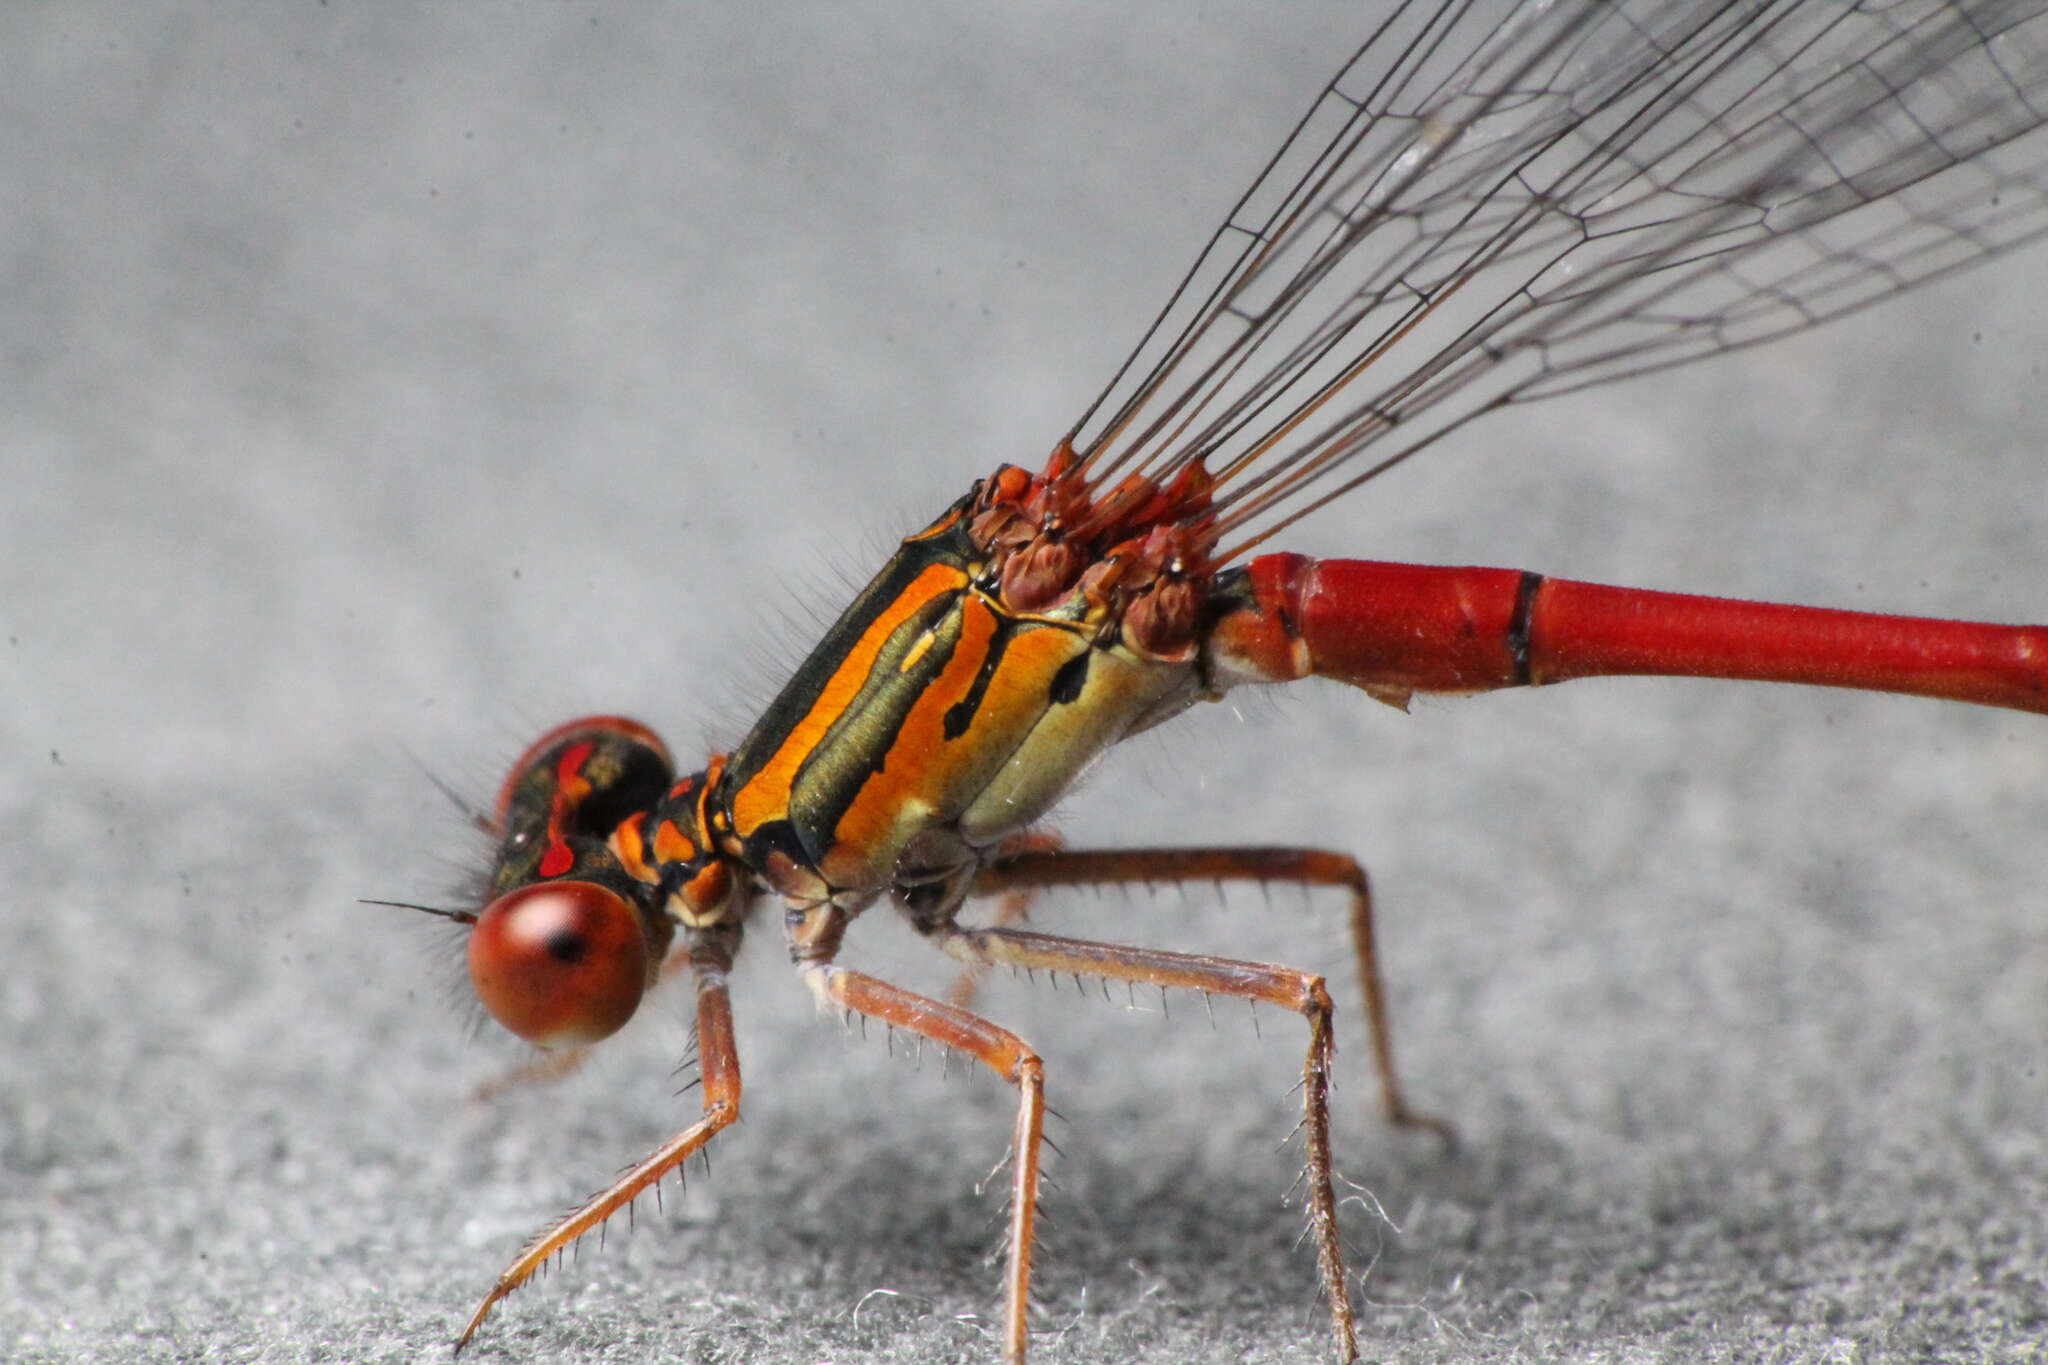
[729,561,967,839]
[817,604,1092,887]
[817,592,1003,875]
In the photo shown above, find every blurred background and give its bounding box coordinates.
[6,4,2044,1362]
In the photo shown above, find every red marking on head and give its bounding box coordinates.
[556,740,597,785]
[491,716,671,825]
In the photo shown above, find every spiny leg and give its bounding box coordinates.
[454,949,741,1353]
[944,830,1064,1009]
[802,960,1045,1365]
[909,917,1362,1362]
[970,845,1449,1141]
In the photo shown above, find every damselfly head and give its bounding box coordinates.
[464,715,685,1048]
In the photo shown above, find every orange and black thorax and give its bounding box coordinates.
[700,477,1209,909]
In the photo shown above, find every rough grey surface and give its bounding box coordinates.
[6,5,2046,1363]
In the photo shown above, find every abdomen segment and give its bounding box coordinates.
[1208,554,2048,714]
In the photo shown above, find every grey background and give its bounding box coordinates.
[6,5,2046,1363]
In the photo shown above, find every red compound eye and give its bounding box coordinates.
[467,881,649,1048]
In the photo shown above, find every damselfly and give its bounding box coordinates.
[389,4,2048,1360]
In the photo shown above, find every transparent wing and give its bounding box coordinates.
[1064,0,2048,559]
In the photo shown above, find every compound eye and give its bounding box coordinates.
[467,881,649,1048]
